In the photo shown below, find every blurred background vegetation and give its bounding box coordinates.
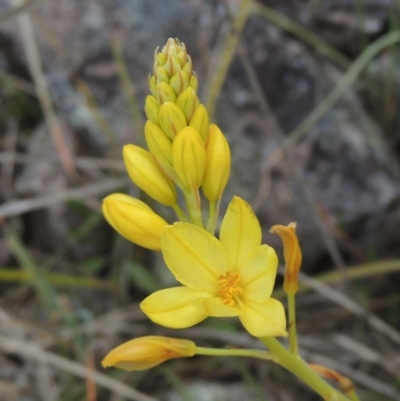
[1,0,400,400]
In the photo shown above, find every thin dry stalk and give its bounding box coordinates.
[14,0,77,178]
[0,335,158,401]
[0,177,129,218]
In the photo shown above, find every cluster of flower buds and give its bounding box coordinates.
[103,38,231,250]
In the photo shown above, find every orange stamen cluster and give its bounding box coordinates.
[218,272,243,306]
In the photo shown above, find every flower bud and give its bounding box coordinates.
[102,194,167,250]
[158,102,187,140]
[172,127,206,190]
[176,87,199,122]
[202,124,231,201]
[170,69,189,95]
[144,120,175,178]
[189,104,209,143]
[145,95,160,126]
[148,75,157,97]
[157,81,177,104]
[182,54,193,77]
[161,38,187,75]
[189,73,198,92]
[270,223,302,294]
[153,65,169,83]
[123,144,177,206]
[102,336,196,371]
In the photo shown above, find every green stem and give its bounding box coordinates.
[260,338,352,401]
[195,346,277,362]
[183,189,203,227]
[171,203,187,222]
[347,390,361,401]
[287,293,298,356]
[205,199,219,235]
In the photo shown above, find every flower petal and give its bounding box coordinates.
[191,297,241,317]
[140,287,209,328]
[239,298,287,337]
[220,197,262,270]
[239,245,278,302]
[162,223,228,291]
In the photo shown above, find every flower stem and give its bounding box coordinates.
[206,199,219,235]
[183,188,203,227]
[287,293,298,356]
[260,337,352,401]
[171,203,187,222]
[195,346,277,362]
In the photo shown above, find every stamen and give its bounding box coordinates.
[218,272,243,306]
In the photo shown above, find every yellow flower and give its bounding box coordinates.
[102,194,168,251]
[270,223,302,295]
[102,336,196,371]
[141,196,287,337]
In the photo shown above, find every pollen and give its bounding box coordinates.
[218,272,243,306]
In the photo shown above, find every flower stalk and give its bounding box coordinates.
[260,337,352,401]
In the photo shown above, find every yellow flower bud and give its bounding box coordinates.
[144,120,175,178]
[182,54,193,77]
[148,75,157,97]
[161,38,187,75]
[157,81,177,104]
[158,101,187,140]
[170,69,189,95]
[189,73,198,92]
[176,87,199,122]
[202,124,231,201]
[102,194,167,250]
[102,336,196,371]
[153,65,169,83]
[270,223,302,294]
[189,104,209,143]
[144,95,160,126]
[123,144,177,206]
[172,127,206,190]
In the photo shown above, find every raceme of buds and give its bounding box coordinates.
[123,144,177,206]
[202,124,231,201]
[270,223,302,294]
[150,38,195,101]
[102,336,196,371]
[158,102,187,140]
[172,127,206,191]
[102,194,168,251]
[189,104,209,143]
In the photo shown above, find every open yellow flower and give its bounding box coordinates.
[141,196,287,338]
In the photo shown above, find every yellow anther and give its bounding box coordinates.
[218,272,243,306]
